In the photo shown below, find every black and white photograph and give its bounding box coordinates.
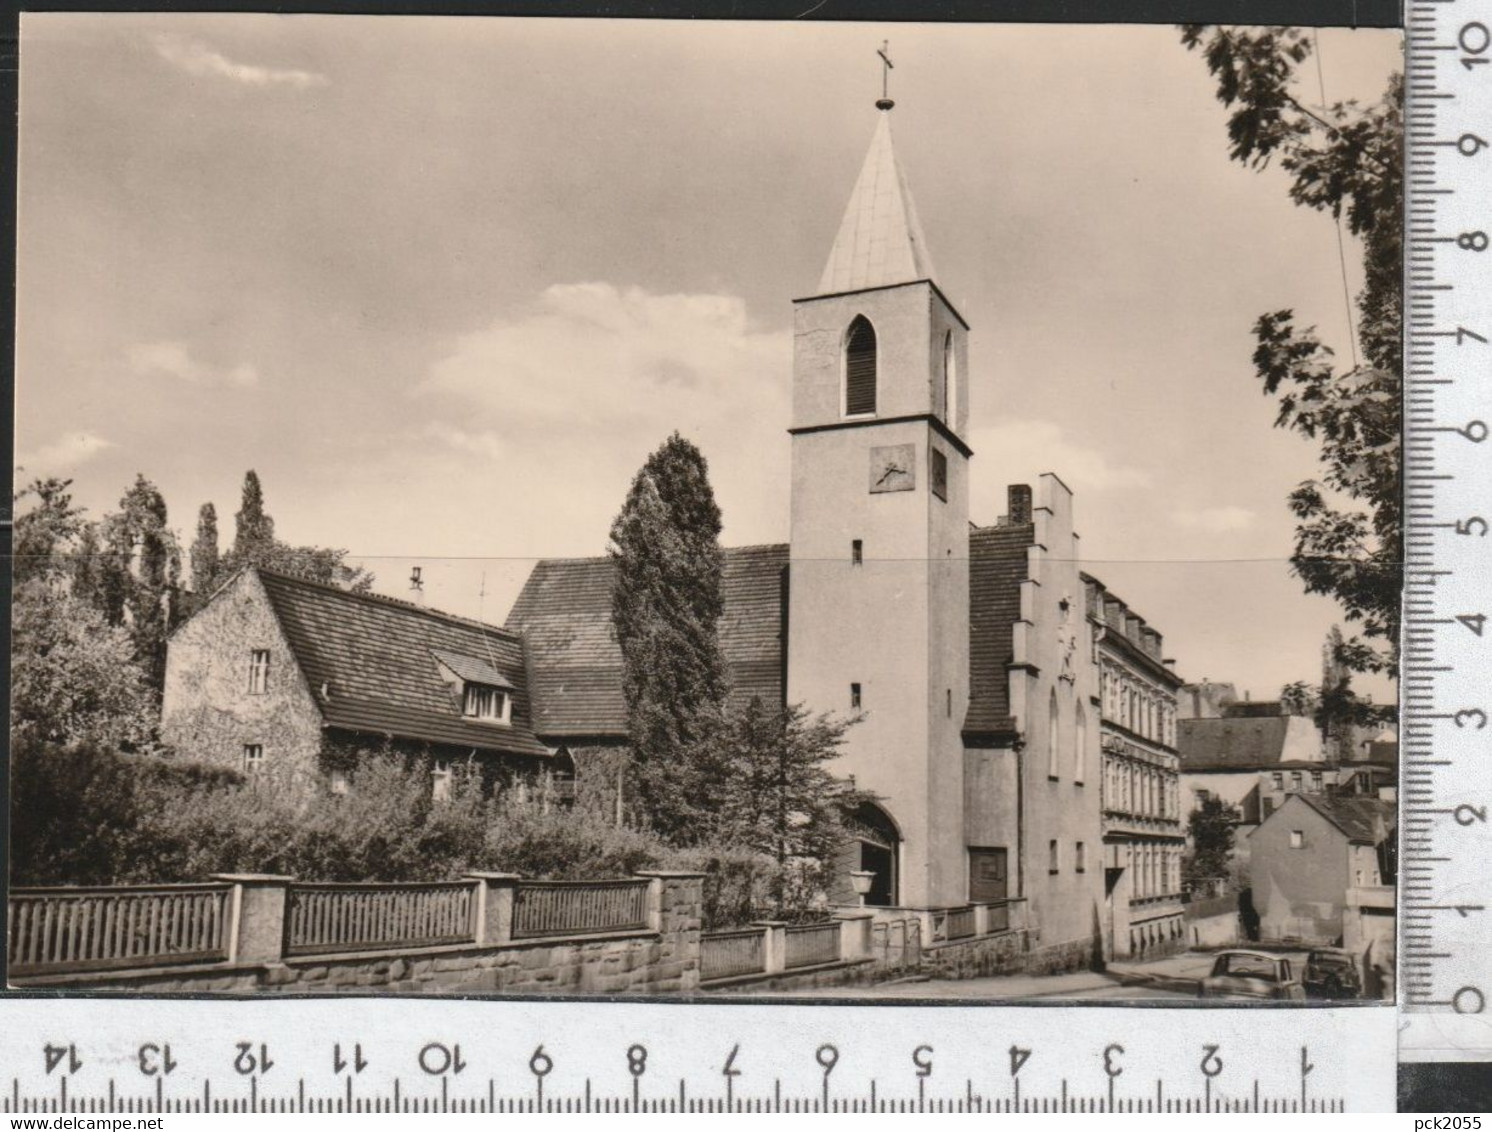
[8,15,1402,1005]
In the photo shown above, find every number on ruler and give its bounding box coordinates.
[43,1044,81,1076]
[1455,708,1487,729]
[1455,326,1487,344]
[1460,133,1488,156]
[1459,231,1490,252]
[1457,517,1489,536]
[137,1044,176,1077]
[233,1043,271,1076]
[1455,804,1487,825]
[627,1044,648,1078]
[1458,614,1487,636]
[913,1045,933,1078]
[1459,421,1490,442]
[1463,21,1489,69]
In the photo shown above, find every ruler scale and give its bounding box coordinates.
[1401,0,1492,1063]
[0,999,1395,1112]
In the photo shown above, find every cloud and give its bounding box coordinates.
[1174,505,1256,533]
[152,34,329,90]
[128,340,259,387]
[17,431,114,472]
[423,423,504,460]
[970,418,1151,495]
[422,283,787,429]
[413,282,792,547]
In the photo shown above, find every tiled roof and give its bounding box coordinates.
[963,523,1033,739]
[255,569,551,759]
[430,648,516,691]
[504,545,789,740]
[1178,716,1292,771]
[816,111,938,296]
[1294,793,1397,844]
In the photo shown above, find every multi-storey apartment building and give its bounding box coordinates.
[1084,574,1187,958]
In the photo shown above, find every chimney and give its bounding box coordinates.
[1008,484,1033,526]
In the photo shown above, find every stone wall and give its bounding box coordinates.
[920,929,1029,979]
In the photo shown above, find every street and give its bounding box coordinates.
[756,950,1313,1001]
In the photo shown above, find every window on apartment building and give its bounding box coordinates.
[930,448,948,502]
[1271,772,1284,791]
[462,683,510,723]
[329,770,349,796]
[1074,703,1087,784]
[1075,842,1087,873]
[242,744,264,777]
[1310,771,1323,791]
[1290,772,1303,791]
[248,650,270,694]
[1048,839,1060,874]
[851,683,862,710]
[1289,830,1305,849]
[851,539,863,566]
[1048,690,1060,779]
[432,759,452,803]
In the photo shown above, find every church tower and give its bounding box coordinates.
[787,87,971,908]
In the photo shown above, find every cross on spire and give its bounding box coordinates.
[876,41,895,110]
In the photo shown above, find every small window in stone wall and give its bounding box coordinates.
[1289,829,1305,849]
[1075,841,1087,873]
[851,682,862,710]
[852,539,863,566]
[432,759,452,802]
[1048,839,1060,874]
[243,744,264,776]
[330,770,349,796]
[248,650,270,694]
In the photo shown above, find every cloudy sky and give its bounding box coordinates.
[16,15,1401,700]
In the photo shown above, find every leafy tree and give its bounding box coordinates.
[13,476,86,587]
[11,579,158,752]
[1279,680,1319,717]
[1182,26,1402,681]
[190,502,220,598]
[1185,796,1239,887]
[608,433,729,842]
[712,697,868,915]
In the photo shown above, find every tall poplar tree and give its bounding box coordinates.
[190,502,221,597]
[99,475,180,694]
[232,470,276,566]
[609,433,728,842]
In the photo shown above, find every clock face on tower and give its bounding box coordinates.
[869,443,917,494]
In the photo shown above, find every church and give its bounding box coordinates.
[514,95,1115,969]
[162,90,1185,972]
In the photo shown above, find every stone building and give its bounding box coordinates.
[1082,575,1185,958]
[161,567,555,791]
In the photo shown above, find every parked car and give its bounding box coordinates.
[1197,949,1306,1001]
[1303,948,1362,1000]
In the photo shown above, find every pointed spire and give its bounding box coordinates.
[816,109,938,297]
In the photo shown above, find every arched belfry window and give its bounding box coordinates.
[942,331,957,424]
[845,316,877,417]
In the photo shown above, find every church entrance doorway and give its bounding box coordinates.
[851,802,900,906]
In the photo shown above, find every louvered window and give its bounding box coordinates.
[930,448,948,501]
[844,316,877,416]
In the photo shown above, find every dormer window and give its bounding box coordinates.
[430,647,516,726]
[463,683,511,723]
